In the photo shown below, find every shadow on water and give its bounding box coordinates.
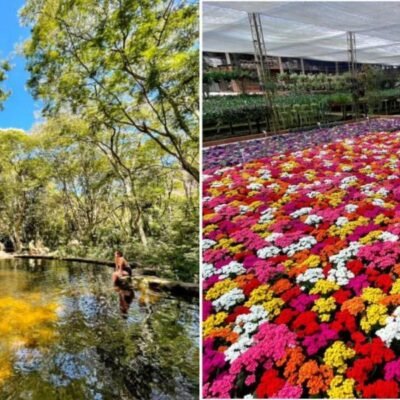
[0,259,199,400]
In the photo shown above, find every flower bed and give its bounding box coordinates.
[203,130,400,398]
[203,118,400,171]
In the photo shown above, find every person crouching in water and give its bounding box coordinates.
[112,250,132,285]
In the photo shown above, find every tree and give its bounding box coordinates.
[20,0,199,181]
[0,60,11,110]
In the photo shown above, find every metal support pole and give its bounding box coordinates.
[225,52,231,66]
[347,31,359,119]
[300,58,305,74]
[248,12,277,133]
[278,57,284,74]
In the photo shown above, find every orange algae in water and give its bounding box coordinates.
[0,294,59,383]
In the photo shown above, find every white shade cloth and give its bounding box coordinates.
[203,2,400,65]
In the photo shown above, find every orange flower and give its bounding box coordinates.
[277,346,305,385]
[341,297,365,316]
[234,273,256,288]
[297,360,334,395]
[270,278,292,295]
[207,327,239,344]
[381,294,400,307]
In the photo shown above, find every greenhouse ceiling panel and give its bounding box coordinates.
[203,1,400,65]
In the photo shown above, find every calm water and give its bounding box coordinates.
[0,259,199,400]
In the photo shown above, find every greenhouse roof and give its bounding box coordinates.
[203,2,400,65]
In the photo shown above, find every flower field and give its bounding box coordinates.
[203,128,400,398]
[203,118,400,171]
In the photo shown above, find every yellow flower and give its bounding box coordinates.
[323,341,355,373]
[203,312,228,337]
[328,217,368,239]
[359,230,382,244]
[203,224,217,234]
[312,297,336,322]
[360,303,387,333]
[203,213,217,221]
[263,297,284,317]
[302,255,321,268]
[374,213,390,225]
[245,284,272,307]
[310,280,339,295]
[361,287,385,304]
[391,279,400,295]
[327,375,355,399]
[205,279,237,301]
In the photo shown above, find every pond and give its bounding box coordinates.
[0,258,199,400]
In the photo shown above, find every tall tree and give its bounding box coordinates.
[0,60,10,110]
[20,0,199,181]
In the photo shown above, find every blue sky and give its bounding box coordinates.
[0,0,36,130]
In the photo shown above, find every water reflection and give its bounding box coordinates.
[115,285,135,318]
[0,259,199,400]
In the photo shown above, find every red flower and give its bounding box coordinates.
[274,308,299,325]
[330,311,356,334]
[281,286,302,302]
[242,278,262,297]
[355,338,395,364]
[375,274,393,293]
[256,369,285,398]
[347,259,364,275]
[225,305,251,323]
[346,358,374,383]
[292,311,320,337]
[332,289,352,304]
[362,380,399,398]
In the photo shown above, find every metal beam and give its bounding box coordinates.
[248,12,277,132]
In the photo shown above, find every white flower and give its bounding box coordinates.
[214,204,226,213]
[379,232,399,242]
[219,261,247,279]
[306,191,320,199]
[283,236,317,257]
[214,166,233,176]
[265,232,283,243]
[258,168,272,180]
[290,207,312,218]
[345,204,358,213]
[388,175,399,180]
[377,188,389,197]
[202,239,216,250]
[212,288,245,311]
[329,242,361,269]
[305,214,323,226]
[259,207,276,223]
[372,198,385,207]
[336,217,349,227]
[339,176,357,189]
[257,246,280,259]
[376,307,400,346]
[239,205,249,214]
[327,265,354,286]
[202,263,216,279]
[296,268,324,285]
[224,335,254,362]
[286,185,299,194]
[247,183,263,191]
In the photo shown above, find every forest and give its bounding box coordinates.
[0,0,199,282]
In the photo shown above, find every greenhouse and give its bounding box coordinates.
[202,2,400,399]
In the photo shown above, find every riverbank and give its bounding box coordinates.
[13,254,199,298]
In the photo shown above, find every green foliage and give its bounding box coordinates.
[21,0,199,181]
[0,60,11,110]
[0,118,198,281]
